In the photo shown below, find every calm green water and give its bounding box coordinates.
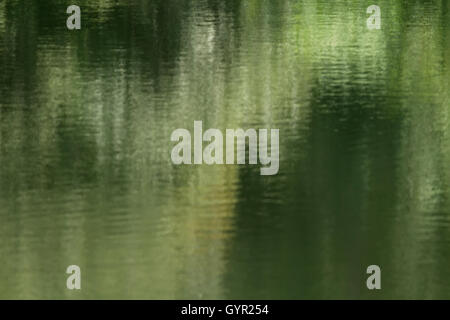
[0,0,450,299]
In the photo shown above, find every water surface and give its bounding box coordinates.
[0,0,450,299]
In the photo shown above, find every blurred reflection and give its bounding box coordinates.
[0,0,449,299]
